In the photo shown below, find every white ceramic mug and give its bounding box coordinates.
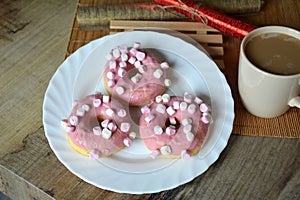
[238,26,300,118]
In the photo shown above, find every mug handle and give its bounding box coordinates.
[288,96,300,108]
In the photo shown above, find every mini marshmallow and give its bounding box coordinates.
[105,53,113,60]
[118,68,126,77]
[181,150,191,160]
[93,99,102,107]
[66,126,75,132]
[166,126,176,135]
[180,102,188,110]
[102,128,112,139]
[121,53,128,61]
[201,113,212,124]
[150,149,161,159]
[166,106,176,116]
[164,79,172,87]
[61,119,68,129]
[136,51,146,61]
[108,122,117,132]
[93,126,102,136]
[129,132,137,139]
[186,132,195,142]
[106,108,115,117]
[156,104,166,114]
[69,116,79,126]
[154,125,163,135]
[160,145,172,155]
[112,48,120,58]
[194,96,203,105]
[102,95,110,103]
[145,113,155,123]
[182,118,192,126]
[123,137,132,147]
[117,109,127,117]
[188,104,197,114]
[169,117,177,125]
[133,42,141,49]
[72,100,79,107]
[109,60,117,70]
[160,62,170,69]
[130,75,139,84]
[76,107,85,116]
[101,119,110,128]
[89,149,100,160]
[184,92,193,103]
[106,71,115,80]
[183,124,192,134]
[138,65,147,73]
[116,86,125,95]
[162,94,170,103]
[134,60,142,68]
[128,56,136,64]
[135,73,142,80]
[173,101,180,110]
[141,106,150,114]
[200,103,210,113]
[119,61,127,68]
[120,122,131,132]
[155,95,162,103]
[130,48,138,56]
[82,104,89,112]
[153,68,163,79]
[131,73,142,83]
[107,80,115,88]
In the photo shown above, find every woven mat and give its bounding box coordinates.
[66,3,300,138]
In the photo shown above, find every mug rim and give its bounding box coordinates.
[241,25,300,79]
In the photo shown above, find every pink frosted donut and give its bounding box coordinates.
[103,42,170,106]
[61,93,136,159]
[139,93,212,160]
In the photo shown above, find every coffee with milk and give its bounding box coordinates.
[245,32,300,75]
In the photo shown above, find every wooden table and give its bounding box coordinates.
[0,0,299,199]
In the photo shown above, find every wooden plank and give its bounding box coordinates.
[110,20,220,32]
[204,46,224,56]
[110,31,222,44]
[186,34,223,44]
[0,165,54,200]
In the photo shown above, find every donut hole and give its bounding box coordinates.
[165,117,181,130]
[126,68,139,80]
[89,116,106,128]
[128,106,142,126]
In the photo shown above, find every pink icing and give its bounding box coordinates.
[139,95,211,157]
[64,93,133,157]
[104,44,168,106]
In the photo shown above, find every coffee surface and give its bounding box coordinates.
[245,32,300,75]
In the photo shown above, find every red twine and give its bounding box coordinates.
[153,0,257,40]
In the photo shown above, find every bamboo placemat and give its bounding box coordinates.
[66,6,300,138]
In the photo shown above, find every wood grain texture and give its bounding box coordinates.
[0,0,77,158]
[0,0,299,199]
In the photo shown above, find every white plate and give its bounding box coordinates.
[43,31,234,194]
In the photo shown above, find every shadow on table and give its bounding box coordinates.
[0,192,11,200]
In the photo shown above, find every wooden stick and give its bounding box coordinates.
[110,20,219,32]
